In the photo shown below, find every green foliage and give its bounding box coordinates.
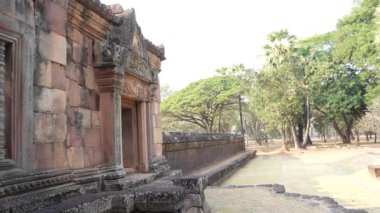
[161,75,240,132]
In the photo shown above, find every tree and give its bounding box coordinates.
[305,0,379,144]
[161,75,240,132]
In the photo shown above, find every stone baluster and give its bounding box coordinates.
[0,41,5,160]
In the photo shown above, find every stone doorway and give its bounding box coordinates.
[122,100,138,172]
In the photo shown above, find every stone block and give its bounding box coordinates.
[93,149,106,166]
[84,67,96,90]
[91,110,101,128]
[72,42,82,64]
[34,143,53,171]
[154,128,163,143]
[35,60,52,88]
[153,101,160,115]
[67,147,84,169]
[83,128,101,148]
[53,142,67,169]
[68,26,83,44]
[68,80,80,107]
[83,147,94,168]
[78,108,91,128]
[84,37,94,66]
[39,32,67,65]
[34,113,53,143]
[78,66,85,86]
[80,87,99,110]
[34,86,53,112]
[53,114,67,143]
[52,89,66,114]
[52,62,66,90]
[66,61,78,81]
[42,2,67,36]
[68,126,82,147]
[172,176,208,194]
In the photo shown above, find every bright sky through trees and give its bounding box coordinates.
[101,0,354,90]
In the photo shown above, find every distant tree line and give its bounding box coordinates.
[161,0,380,149]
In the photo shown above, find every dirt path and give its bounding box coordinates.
[213,145,380,212]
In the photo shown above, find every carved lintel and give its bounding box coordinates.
[94,66,124,93]
[120,75,149,101]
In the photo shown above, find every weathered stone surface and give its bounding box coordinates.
[84,147,94,167]
[83,128,101,148]
[52,89,67,114]
[66,61,78,81]
[91,110,101,128]
[72,42,82,64]
[39,32,67,65]
[34,86,53,112]
[67,146,84,169]
[68,26,83,44]
[53,142,67,168]
[77,107,91,128]
[34,143,53,170]
[173,176,208,194]
[84,67,96,90]
[34,113,54,143]
[68,126,82,147]
[68,80,80,107]
[42,2,67,36]
[272,184,286,193]
[54,114,67,143]
[52,62,66,90]
[35,60,52,88]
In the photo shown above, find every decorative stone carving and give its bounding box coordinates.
[0,41,5,160]
[121,76,149,101]
[148,83,158,102]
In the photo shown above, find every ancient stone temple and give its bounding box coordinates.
[0,1,209,212]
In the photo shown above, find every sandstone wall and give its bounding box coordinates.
[162,133,245,174]
[32,0,107,171]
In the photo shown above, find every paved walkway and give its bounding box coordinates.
[209,145,380,213]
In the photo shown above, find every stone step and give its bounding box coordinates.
[103,173,156,191]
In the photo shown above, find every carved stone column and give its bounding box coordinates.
[94,66,124,168]
[137,101,149,172]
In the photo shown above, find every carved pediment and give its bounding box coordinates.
[95,9,161,84]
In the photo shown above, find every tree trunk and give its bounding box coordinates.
[290,118,301,149]
[365,132,369,141]
[374,133,377,143]
[322,132,327,143]
[281,126,289,151]
[218,109,222,133]
[238,95,244,137]
[331,119,350,144]
[355,130,360,146]
[301,97,311,148]
[297,119,303,144]
[255,121,261,145]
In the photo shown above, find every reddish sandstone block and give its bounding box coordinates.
[84,37,94,66]
[52,89,66,114]
[39,32,67,65]
[34,86,53,112]
[34,143,53,171]
[68,26,83,44]
[43,2,67,36]
[72,42,83,64]
[68,126,82,147]
[67,147,84,169]
[53,142,67,169]
[83,128,101,148]
[93,149,106,166]
[154,115,161,128]
[83,147,94,168]
[84,67,96,90]
[53,114,67,143]
[78,108,91,128]
[68,80,80,107]
[52,62,66,90]
[91,110,101,128]
[34,113,53,143]
[35,60,52,88]
[66,61,78,81]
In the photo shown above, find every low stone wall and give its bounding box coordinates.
[162,133,245,174]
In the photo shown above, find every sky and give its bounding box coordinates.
[101,0,354,91]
